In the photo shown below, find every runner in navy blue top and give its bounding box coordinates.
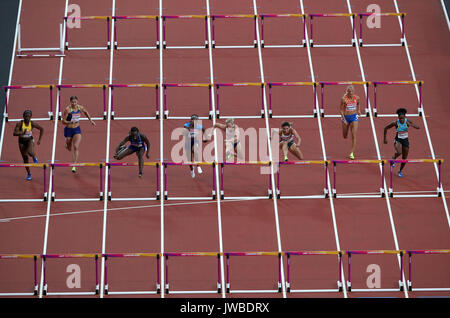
[383,108,420,177]
[114,127,150,177]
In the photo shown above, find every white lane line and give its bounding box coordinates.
[253,0,287,298]
[99,0,116,298]
[0,0,22,157]
[39,0,69,298]
[440,0,450,31]
[159,0,165,298]
[205,0,226,298]
[346,0,409,298]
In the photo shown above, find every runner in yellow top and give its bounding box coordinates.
[13,110,44,180]
[340,85,361,159]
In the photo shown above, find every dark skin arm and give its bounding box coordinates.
[383,121,397,144]
[140,133,151,159]
[407,119,420,129]
[115,135,130,153]
[31,121,44,145]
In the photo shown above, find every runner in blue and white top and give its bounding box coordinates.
[383,108,420,177]
[114,127,150,177]
[183,114,208,178]
[61,96,96,173]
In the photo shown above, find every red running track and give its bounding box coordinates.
[0,0,449,298]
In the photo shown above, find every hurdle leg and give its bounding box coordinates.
[113,18,118,49]
[95,255,99,294]
[42,255,48,295]
[347,252,352,291]
[217,253,221,293]
[49,86,54,120]
[33,255,38,295]
[106,17,111,49]
[3,87,8,121]
[226,254,230,293]
[310,16,314,47]
[286,253,291,292]
[156,16,160,49]
[162,17,167,49]
[216,85,220,119]
[104,255,109,294]
[156,254,161,294]
[260,16,265,48]
[407,252,412,291]
[165,254,169,294]
[155,85,160,119]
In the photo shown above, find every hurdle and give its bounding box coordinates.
[285,251,343,293]
[358,13,406,47]
[162,15,208,49]
[113,15,159,50]
[3,85,55,121]
[259,14,307,48]
[211,14,258,48]
[388,159,444,198]
[57,84,108,120]
[164,252,221,294]
[16,23,65,58]
[50,163,104,202]
[407,250,450,292]
[319,81,370,118]
[220,161,273,200]
[163,83,212,119]
[0,163,48,202]
[309,13,356,47]
[332,160,386,198]
[215,82,265,119]
[103,253,161,295]
[42,253,99,296]
[109,84,159,119]
[107,162,159,201]
[276,161,329,199]
[225,252,282,293]
[346,250,405,292]
[373,81,423,117]
[163,162,216,200]
[64,16,111,51]
[267,82,317,118]
[0,254,39,296]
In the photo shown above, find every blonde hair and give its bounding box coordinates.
[226,118,234,125]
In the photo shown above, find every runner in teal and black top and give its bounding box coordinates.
[183,114,208,178]
[114,127,150,177]
[383,108,420,177]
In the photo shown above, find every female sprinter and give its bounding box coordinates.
[383,107,420,177]
[183,114,208,178]
[279,121,303,161]
[113,127,150,177]
[13,110,44,180]
[61,96,96,173]
[340,85,361,160]
[213,118,242,161]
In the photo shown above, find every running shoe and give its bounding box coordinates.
[33,157,38,164]
[398,170,403,178]
[72,167,76,173]
[349,152,355,160]
[191,169,195,178]
[284,155,288,162]
[26,173,32,181]
[138,172,143,178]
[197,166,203,174]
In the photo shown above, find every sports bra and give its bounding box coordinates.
[21,121,32,138]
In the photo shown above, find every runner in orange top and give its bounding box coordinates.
[340,85,361,159]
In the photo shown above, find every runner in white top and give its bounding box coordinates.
[213,118,243,161]
[279,122,303,161]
